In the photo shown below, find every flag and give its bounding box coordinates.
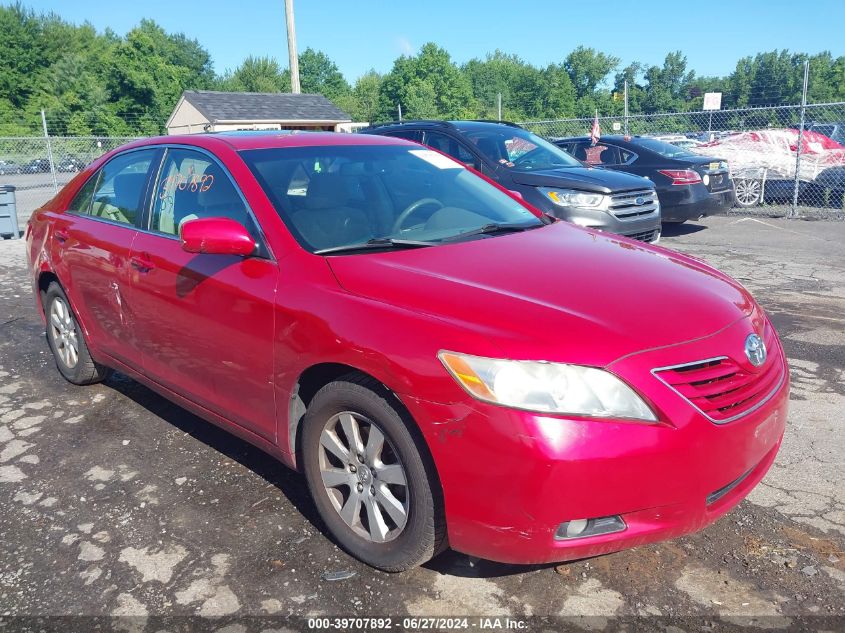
[590,109,601,146]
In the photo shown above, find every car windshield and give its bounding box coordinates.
[634,137,699,159]
[461,127,582,171]
[240,144,543,253]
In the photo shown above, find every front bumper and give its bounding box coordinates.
[660,183,735,222]
[404,316,788,565]
[555,206,662,243]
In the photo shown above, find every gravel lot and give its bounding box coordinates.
[1,216,843,630]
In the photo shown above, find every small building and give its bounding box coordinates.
[166,90,355,135]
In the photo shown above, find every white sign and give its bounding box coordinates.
[612,121,621,131]
[703,92,722,111]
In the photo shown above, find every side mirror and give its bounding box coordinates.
[180,217,256,256]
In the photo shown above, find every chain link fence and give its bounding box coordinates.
[521,102,845,219]
[0,136,139,233]
[3,104,845,231]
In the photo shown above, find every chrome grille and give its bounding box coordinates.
[608,189,659,220]
[652,323,784,424]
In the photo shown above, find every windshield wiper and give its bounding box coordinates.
[441,222,542,243]
[314,238,435,255]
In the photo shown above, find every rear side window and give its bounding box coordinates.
[582,143,621,166]
[386,129,424,143]
[151,148,257,239]
[67,173,101,214]
[89,150,156,225]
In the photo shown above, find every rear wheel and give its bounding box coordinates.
[44,282,110,385]
[734,178,762,207]
[301,376,446,571]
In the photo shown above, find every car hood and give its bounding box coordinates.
[327,223,755,367]
[508,166,652,194]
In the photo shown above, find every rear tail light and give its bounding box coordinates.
[658,169,702,185]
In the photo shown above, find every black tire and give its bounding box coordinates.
[44,282,111,385]
[301,375,446,571]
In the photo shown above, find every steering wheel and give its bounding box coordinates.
[392,198,444,233]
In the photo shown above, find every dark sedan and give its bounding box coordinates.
[554,136,735,223]
[22,158,52,174]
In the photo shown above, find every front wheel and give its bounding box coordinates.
[44,282,111,385]
[301,376,446,571]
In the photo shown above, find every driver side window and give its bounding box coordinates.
[424,132,480,170]
[152,149,249,236]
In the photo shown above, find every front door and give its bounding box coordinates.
[125,147,279,442]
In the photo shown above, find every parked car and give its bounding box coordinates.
[667,138,705,150]
[554,135,735,223]
[22,158,52,173]
[57,156,87,173]
[694,129,845,207]
[809,122,845,145]
[361,121,661,243]
[27,132,788,571]
[0,159,22,175]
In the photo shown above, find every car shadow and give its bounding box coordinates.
[423,549,554,578]
[103,370,548,578]
[102,370,327,535]
[661,222,708,238]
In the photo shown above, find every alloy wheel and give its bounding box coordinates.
[50,297,79,368]
[735,178,762,207]
[318,411,409,543]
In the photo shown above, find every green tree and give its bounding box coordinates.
[299,47,351,100]
[564,46,619,100]
[642,51,695,113]
[0,4,46,111]
[343,71,382,122]
[613,62,646,113]
[219,56,289,93]
[377,43,475,121]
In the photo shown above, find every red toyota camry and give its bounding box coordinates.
[26,132,788,571]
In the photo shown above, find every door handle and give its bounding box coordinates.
[54,229,70,243]
[130,254,155,273]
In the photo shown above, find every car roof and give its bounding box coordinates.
[555,135,638,142]
[364,120,522,134]
[115,131,411,154]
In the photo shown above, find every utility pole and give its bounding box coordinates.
[397,103,403,122]
[284,0,300,93]
[497,92,502,121]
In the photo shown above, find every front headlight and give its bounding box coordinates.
[439,351,657,422]
[539,187,609,210]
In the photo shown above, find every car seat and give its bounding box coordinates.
[291,173,372,250]
[92,172,146,224]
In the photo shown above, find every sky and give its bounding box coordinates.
[14,0,845,82]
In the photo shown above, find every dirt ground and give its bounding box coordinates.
[0,215,843,631]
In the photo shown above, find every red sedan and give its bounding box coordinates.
[25,132,788,571]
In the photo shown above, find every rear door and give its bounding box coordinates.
[126,147,279,441]
[51,148,159,366]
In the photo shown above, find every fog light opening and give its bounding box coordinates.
[555,515,626,540]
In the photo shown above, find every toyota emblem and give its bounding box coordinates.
[744,333,767,367]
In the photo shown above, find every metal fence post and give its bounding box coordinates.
[41,109,58,194]
[791,60,810,217]
[623,80,629,137]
